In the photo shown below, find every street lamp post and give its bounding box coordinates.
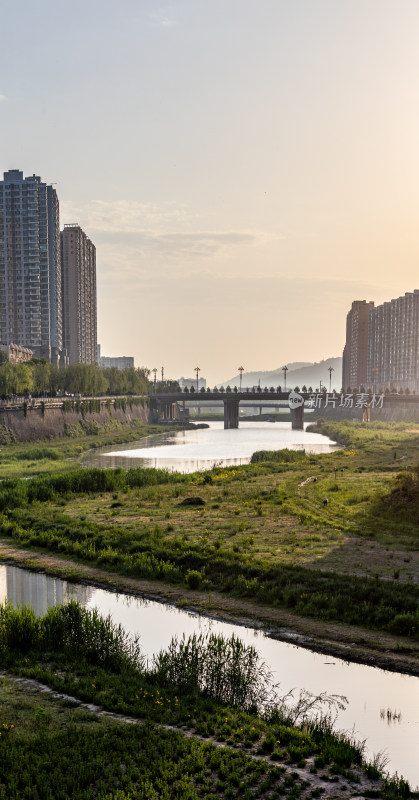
[328,366,334,393]
[282,366,288,392]
[194,366,200,392]
[238,366,244,392]
[152,368,157,394]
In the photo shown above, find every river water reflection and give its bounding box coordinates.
[1,563,418,787]
[81,420,340,473]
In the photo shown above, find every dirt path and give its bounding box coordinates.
[1,539,418,676]
[0,670,378,799]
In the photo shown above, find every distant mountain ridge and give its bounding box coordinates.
[220,357,342,391]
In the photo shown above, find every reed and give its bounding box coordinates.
[0,601,143,672]
[152,632,274,710]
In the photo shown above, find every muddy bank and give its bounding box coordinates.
[1,540,418,678]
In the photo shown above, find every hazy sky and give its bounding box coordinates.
[1,0,419,384]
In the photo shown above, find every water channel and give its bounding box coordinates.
[1,563,418,786]
[2,421,418,785]
[81,420,340,473]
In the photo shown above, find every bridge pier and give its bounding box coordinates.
[291,405,304,430]
[149,398,178,422]
[224,398,239,429]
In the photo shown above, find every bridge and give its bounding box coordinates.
[149,388,419,428]
[150,389,380,430]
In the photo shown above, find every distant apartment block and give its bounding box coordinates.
[179,376,207,391]
[0,170,63,364]
[342,300,374,391]
[99,356,134,371]
[61,224,97,364]
[0,342,33,363]
[367,290,419,392]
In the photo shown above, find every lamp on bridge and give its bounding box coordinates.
[282,365,288,392]
[194,366,200,392]
[328,366,334,393]
[152,368,157,394]
[238,366,244,392]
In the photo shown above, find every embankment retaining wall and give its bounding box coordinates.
[0,400,150,443]
[311,402,419,423]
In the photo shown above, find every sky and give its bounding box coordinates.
[1,0,419,385]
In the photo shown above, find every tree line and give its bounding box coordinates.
[0,356,153,397]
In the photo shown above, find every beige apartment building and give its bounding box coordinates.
[0,342,33,362]
[342,300,374,391]
[61,224,97,364]
[367,290,419,392]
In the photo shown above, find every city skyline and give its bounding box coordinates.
[0,169,98,368]
[2,1,419,384]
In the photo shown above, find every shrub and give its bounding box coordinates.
[0,600,143,673]
[250,449,306,464]
[387,613,419,637]
[153,632,274,710]
[186,570,202,590]
[0,602,41,652]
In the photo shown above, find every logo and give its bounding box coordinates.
[288,391,304,409]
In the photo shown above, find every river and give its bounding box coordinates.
[2,421,418,786]
[1,563,418,787]
[81,420,340,473]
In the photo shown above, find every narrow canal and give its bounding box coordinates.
[1,563,418,787]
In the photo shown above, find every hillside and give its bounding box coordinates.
[221,357,342,391]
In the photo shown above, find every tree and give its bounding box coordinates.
[31,359,53,395]
[156,379,180,394]
[0,362,34,395]
[64,364,108,396]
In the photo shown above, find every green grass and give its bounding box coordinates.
[0,421,419,639]
[0,602,412,799]
[0,421,185,480]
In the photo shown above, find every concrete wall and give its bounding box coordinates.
[0,399,150,443]
[310,401,419,424]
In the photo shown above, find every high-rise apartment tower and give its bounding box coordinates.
[342,300,374,391]
[61,224,97,364]
[367,290,419,392]
[0,170,63,363]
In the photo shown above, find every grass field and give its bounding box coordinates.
[1,421,419,796]
[0,421,418,639]
[0,603,412,799]
[0,420,184,480]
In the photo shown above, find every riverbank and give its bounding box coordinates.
[0,421,418,667]
[0,419,195,480]
[1,541,418,677]
[2,602,410,800]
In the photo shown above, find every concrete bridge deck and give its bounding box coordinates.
[149,390,413,429]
